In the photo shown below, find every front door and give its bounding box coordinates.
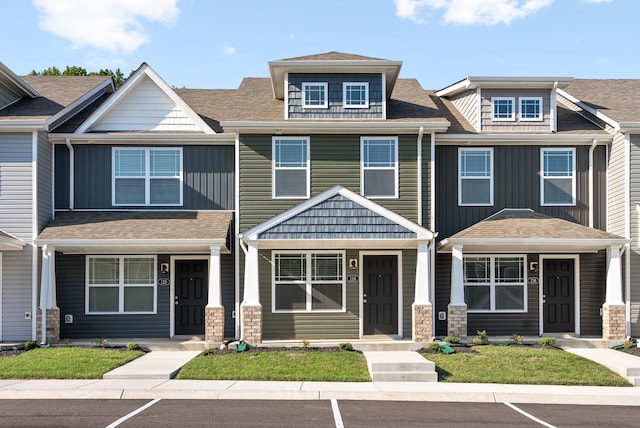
[363,255,398,335]
[174,260,208,335]
[543,259,575,333]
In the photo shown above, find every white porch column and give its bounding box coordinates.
[605,245,623,304]
[412,241,433,342]
[603,245,625,340]
[39,245,59,344]
[242,242,260,305]
[207,245,222,308]
[448,244,467,338]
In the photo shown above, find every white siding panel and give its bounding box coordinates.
[1,248,33,341]
[0,133,33,241]
[449,89,478,130]
[608,133,626,237]
[91,76,201,132]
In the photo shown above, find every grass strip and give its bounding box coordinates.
[177,349,371,382]
[0,347,144,379]
[422,345,631,386]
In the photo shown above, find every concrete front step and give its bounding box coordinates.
[363,351,437,382]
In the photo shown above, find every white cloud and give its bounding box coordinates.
[394,0,553,25]
[222,45,236,56]
[33,0,180,54]
[582,0,613,3]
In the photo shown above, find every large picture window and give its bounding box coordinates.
[541,148,575,206]
[458,148,493,206]
[273,137,310,198]
[361,137,398,198]
[113,147,182,206]
[464,255,526,312]
[273,252,345,312]
[86,256,156,314]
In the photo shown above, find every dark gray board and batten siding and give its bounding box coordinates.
[54,144,235,210]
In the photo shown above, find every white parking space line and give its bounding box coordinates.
[106,398,161,428]
[504,402,556,428]
[331,399,344,428]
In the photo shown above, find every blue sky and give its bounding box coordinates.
[1,0,636,90]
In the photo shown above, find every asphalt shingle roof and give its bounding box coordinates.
[564,79,640,124]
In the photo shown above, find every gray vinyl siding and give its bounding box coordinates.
[580,251,606,336]
[435,145,605,240]
[481,90,551,132]
[1,249,33,340]
[0,133,33,241]
[608,133,627,237]
[220,253,236,338]
[0,86,19,108]
[401,249,416,338]
[60,144,234,210]
[629,134,640,336]
[239,134,420,233]
[449,89,479,130]
[37,131,53,232]
[287,74,383,119]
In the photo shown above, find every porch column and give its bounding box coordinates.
[38,245,60,344]
[448,245,467,338]
[205,245,224,343]
[603,245,625,340]
[412,241,433,342]
[241,241,262,344]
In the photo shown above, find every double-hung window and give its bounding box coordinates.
[273,252,345,312]
[86,256,156,314]
[361,137,398,198]
[458,148,493,206]
[113,147,182,206]
[273,137,310,198]
[302,82,328,108]
[541,148,575,206]
[492,97,515,121]
[464,255,526,312]
[520,97,543,121]
[343,82,369,108]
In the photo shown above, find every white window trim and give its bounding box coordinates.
[540,147,576,206]
[272,250,346,313]
[272,136,310,199]
[85,255,158,315]
[464,254,528,313]
[343,82,369,109]
[520,97,543,122]
[492,97,516,121]
[360,136,399,199]
[302,82,328,109]
[112,147,183,207]
[458,147,494,207]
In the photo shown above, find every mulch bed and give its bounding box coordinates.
[619,347,640,357]
[418,343,564,355]
[207,346,350,356]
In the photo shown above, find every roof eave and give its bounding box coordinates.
[48,132,235,144]
[438,76,573,97]
[220,121,450,134]
[0,119,47,131]
[436,133,612,143]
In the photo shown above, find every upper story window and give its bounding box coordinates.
[520,97,543,121]
[113,147,182,206]
[492,97,515,121]
[464,255,526,312]
[361,137,398,198]
[302,82,328,108]
[343,82,369,108]
[541,148,575,206]
[458,148,493,206]
[273,137,310,199]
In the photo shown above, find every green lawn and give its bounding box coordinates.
[0,347,144,379]
[422,345,631,386]
[177,348,371,382]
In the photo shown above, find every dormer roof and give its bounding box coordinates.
[437,76,573,98]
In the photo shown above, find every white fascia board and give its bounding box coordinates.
[248,239,422,250]
[46,79,114,129]
[556,88,620,131]
[48,132,235,144]
[0,233,25,250]
[436,133,612,144]
[618,123,640,133]
[438,77,573,97]
[220,121,450,134]
[35,238,227,246]
[0,120,47,131]
[436,78,471,97]
[0,62,40,98]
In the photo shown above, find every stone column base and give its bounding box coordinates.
[35,308,60,344]
[241,304,263,345]
[412,303,433,342]
[447,304,467,339]
[602,303,626,340]
[204,306,225,343]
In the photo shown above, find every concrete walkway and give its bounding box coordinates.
[567,348,640,386]
[103,351,201,380]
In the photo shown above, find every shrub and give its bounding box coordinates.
[622,338,634,349]
[473,330,489,345]
[427,342,441,351]
[339,342,354,351]
[95,338,108,348]
[126,342,142,351]
[444,335,461,344]
[24,340,39,351]
[538,337,557,347]
[301,339,310,348]
[511,334,525,345]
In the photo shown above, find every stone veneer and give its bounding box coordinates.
[602,303,626,340]
[412,303,433,342]
[447,304,467,339]
[35,308,60,344]
[204,306,225,343]
[241,304,263,344]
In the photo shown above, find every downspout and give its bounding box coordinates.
[430,131,436,339]
[65,138,74,210]
[234,133,241,338]
[417,126,424,225]
[589,139,597,228]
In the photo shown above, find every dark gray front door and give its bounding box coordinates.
[363,255,398,335]
[543,259,575,333]
[175,260,208,335]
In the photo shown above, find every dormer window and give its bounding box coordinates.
[302,82,328,108]
[520,97,543,121]
[343,82,369,108]
[492,97,515,121]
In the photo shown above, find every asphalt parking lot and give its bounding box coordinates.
[1,399,640,427]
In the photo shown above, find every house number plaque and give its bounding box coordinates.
[347,275,359,283]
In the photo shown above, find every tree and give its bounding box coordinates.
[29,66,131,88]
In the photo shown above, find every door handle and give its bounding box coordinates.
[363,299,367,304]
